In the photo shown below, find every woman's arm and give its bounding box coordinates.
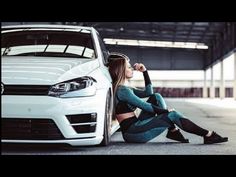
[133,64,153,98]
[117,86,168,114]
[133,71,153,98]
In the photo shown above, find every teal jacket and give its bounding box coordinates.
[115,71,169,115]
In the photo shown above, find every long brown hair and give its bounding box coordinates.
[108,54,129,116]
[108,53,129,95]
[109,58,126,95]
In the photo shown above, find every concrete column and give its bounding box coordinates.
[220,60,225,99]
[234,52,236,100]
[203,70,208,98]
[210,66,215,98]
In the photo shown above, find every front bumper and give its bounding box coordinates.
[1,89,107,146]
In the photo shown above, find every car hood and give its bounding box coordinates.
[1,56,99,85]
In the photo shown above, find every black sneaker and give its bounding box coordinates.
[166,129,189,143]
[204,131,228,144]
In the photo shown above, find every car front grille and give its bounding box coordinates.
[66,113,97,133]
[2,85,50,95]
[1,118,65,140]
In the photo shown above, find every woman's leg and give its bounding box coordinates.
[123,97,227,144]
[122,93,176,143]
[167,111,209,136]
[155,93,167,109]
[123,113,175,143]
[138,93,176,130]
[166,111,228,144]
[138,93,168,120]
[123,111,208,143]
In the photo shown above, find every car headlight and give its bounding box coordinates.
[48,76,97,98]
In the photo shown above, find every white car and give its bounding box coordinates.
[1,24,119,146]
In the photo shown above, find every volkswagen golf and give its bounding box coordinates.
[1,24,119,146]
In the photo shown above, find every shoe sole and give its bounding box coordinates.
[181,139,189,143]
[204,137,228,144]
[167,137,189,143]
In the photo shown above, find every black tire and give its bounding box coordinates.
[100,90,112,146]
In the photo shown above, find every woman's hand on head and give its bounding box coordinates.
[133,63,147,72]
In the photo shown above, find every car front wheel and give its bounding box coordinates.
[100,90,112,146]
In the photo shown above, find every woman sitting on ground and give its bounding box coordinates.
[107,52,228,144]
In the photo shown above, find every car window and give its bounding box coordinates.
[97,33,109,65]
[1,29,97,59]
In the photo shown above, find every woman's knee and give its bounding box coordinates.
[147,94,157,103]
[154,93,167,108]
[154,93,162,99]
[148,93,162,99]
[147,93,162,103]
[168,110,183,121]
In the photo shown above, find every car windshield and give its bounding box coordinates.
[1,28,96,59]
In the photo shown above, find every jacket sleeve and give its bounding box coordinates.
[133,70,153,98]
[117,86,168,114]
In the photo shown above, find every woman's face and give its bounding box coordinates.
[125,61,134,79]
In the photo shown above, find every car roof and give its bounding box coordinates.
[1,24,94,31]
